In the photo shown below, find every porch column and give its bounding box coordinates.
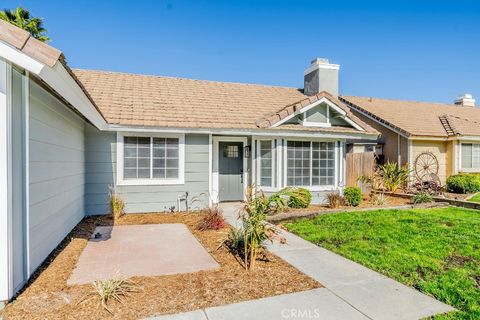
[0,58,11,303]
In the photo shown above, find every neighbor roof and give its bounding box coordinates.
[73,69,376,134]
[341,96,480,137]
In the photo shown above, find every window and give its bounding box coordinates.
[118,133,184,185]
[224,145,239,158]
[461,143,480,170]
[287,141,335,186]
[258,140,274,187]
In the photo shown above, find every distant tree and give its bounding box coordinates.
[0,6,50,42]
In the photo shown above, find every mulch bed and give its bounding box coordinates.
[1,213,320,320]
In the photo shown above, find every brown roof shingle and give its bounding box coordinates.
[0,19,62,67]
[341,96,480,137]
[73,69,376,134]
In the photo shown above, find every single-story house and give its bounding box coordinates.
[340,95,480,184]
[0,20,378,302]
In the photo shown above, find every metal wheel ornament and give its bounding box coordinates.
[414,152,439,181]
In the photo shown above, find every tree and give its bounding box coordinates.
[0,6,50,42]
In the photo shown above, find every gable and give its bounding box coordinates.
[282,102,350,128]
[261,92,367,133]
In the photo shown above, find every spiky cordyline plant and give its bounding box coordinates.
[240,186,281,271]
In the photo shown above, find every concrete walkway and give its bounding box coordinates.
[149,203,454,320]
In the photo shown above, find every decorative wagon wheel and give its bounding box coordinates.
[414,152,439,182]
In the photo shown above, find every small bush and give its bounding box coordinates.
[198,206,225,230]
[326,192,344,208]
[272,187,312,209]
[371,192,386,206]
[267,193,289,214]
[379,162,411,192]
[446,174,480,194]
[82,277,142,314]
[344,187,362,206]
[109,187,125,220]
[412,192,433,204]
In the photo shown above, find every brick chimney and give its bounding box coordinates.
[304,58,339,96]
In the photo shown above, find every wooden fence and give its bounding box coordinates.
[346,152,376,190]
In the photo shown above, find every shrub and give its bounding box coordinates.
[379,162,411,192]
[267,193,289,214]
[344,187,362,206]
[109,187,125,220]
[371,192,386,206]
[326,192,344,208]
[198,206,225,230]
[412,192,433,204]
[82,277,142,314]
[271,187,312,209]
[446,174,480,194]
[225,187,284,271]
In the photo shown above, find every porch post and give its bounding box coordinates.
[0,58,12,303]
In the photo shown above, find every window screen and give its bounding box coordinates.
[124,136,179,180]
[287,141,335,186]
[259,140,273,187]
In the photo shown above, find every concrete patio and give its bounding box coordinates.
[149,203,455,320]
[68,223,219,285]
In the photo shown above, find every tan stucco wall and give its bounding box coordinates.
[411,140,449,184]
[350,110,408,164]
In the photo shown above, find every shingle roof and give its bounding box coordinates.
[341,96,480,137]
[0,19,62,67]
[73,69,376,133]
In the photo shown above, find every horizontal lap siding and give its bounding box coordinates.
[28,80,85,273]
[85,128,210,214]
[411,140,448,184]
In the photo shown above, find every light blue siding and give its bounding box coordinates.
[85,126,210,214]
[28,79,85,273]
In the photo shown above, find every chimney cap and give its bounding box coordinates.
[304,57,339,75]
[454,93,475,107]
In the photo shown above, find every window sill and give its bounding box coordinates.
[117,179,185,186]
[459,169,480,173]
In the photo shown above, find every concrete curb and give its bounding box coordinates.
[267,202,449,223]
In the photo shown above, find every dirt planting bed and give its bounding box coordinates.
[1,213,320,320]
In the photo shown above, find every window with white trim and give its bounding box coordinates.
[258,140,274,187]
[120,134,184,185]
[287,141,335,186]
[461,143,480,170]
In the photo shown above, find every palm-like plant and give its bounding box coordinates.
[0,6,50,42]
[379,162,411,192]
[238,187,282,271]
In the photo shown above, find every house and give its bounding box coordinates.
[0,20,377,303]
[340,95,480,184]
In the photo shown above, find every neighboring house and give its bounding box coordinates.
[0,21,377,302]
[341,95,480,184]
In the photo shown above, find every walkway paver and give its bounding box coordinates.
[69,224,219,285]
[150,289,368,320]
[148,203,455,320]
[220,202,455,320]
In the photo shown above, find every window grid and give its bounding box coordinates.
[287,141,335,187]
[259,140,273,187]
[124,136,179,180]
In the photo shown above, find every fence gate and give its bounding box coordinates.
[346,152,375,191]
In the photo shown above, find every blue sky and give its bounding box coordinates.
[4,0,480,103]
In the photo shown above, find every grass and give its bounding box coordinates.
[468,193,480,203]
[284,207,480,319]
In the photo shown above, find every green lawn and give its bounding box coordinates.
[284,207,480,319]
[468,193,480,203]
